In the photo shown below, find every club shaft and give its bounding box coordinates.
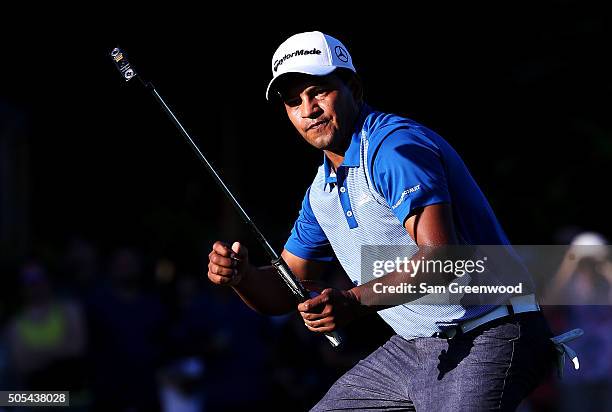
[148,84,341,348]
[149,85,279,260]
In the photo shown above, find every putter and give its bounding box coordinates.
[109,47,342,348]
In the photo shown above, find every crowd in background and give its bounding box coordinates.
[0,237,395,411]
[0,229,610,411]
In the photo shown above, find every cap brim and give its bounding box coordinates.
[265,65,338,101]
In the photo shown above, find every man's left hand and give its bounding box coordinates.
[298,288,361,333]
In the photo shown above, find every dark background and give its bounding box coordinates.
[0,2,610,410]
[2,3,610,261]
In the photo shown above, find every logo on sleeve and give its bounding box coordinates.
[391,185,421,210]
[356,192,372,207]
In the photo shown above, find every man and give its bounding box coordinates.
[208,31,557,410]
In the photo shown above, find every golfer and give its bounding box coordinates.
[208,31,557,411]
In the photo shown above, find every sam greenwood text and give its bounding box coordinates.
[372,282,524,295]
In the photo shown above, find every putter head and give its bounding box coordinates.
[110,47,137,81]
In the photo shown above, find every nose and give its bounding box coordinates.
[300,94,322,119]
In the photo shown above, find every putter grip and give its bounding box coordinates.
[272,257,342,348]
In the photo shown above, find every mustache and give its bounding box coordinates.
[306,118,330,131]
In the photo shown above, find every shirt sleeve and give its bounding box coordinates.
[372,126,451,225]
[284,187,335,261]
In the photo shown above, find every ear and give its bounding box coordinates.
[348,74,364,103]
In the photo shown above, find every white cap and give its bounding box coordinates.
[266,31,356,100]
[571,232,608,246]
[570,231,609,261]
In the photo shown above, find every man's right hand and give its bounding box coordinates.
[208,241,249,286]
[206,245,335,315]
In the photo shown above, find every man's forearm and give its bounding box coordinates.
[232,264,297,315]
[350,247,458,309]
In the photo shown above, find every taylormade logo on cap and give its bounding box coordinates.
[266,31,356,100]
[274,48,322,72]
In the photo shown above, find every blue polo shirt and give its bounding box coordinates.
[284,103,524,337]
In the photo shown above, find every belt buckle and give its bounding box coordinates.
[433,327,458,339]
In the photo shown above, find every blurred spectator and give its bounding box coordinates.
[158,357,205,412]
[167,274,218,360]
[85,248,168,412]
[190,282,271,412]
[546,232,612,304]
[5,261,86,391]
[545,232,612,411]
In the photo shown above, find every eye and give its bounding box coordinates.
[284,96,302,107]
[313,87,330,98]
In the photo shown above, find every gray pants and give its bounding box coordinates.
[311,312,556,411]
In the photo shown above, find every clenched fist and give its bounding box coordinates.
[208,241,249,286]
